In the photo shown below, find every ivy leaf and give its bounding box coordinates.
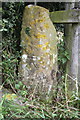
[52,113,57,118]
[25,27,31,37]
[15,84,20,89]
[62,58,67,64]
[0,28,8,31]
[66,55,70,60]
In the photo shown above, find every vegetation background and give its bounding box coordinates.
[1,2,80,120]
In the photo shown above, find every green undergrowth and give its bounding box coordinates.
[1,87,80,120]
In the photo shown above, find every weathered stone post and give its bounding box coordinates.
[65,3,80,98]
[50,3,80,98]
[65,23,80,97]
[19,5,57,100]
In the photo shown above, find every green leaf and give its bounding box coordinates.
[62,58,67,64]
[3,19,8,23]
[0,28,8,31]
[15,84,20,89]
[18,81,23,86]
[0,114,4,119]
[25,27,31,37]
[52,113,57,118]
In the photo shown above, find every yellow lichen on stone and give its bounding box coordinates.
[45,42,49,46]
[44,24,49,29]
[35,33,47,39]
[20,5,57,100]
[44,52,49,55]
[31,15,34,18]
[35,19,38,22]
[37,44,43,48]
[38,56,43,61]
[42,46,47,50]
[30,21,35,26]
[38,19,44,23]
[40,61,45,65]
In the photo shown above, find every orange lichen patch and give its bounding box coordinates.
[44,24,49,29]
[35,33,47,39]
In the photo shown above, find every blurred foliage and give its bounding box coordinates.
[1,90,80,120]
[38,2,65,11]
[2,2,25,89]
[57,31,70,74]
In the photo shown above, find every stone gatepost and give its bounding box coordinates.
[50,5,80,98]
[65,23,80,97]
[19,5,57,100]
[65,3,80,98]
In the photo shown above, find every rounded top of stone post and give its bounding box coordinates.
[25,4,49,13]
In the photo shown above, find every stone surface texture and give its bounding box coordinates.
[19,5,57,100]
